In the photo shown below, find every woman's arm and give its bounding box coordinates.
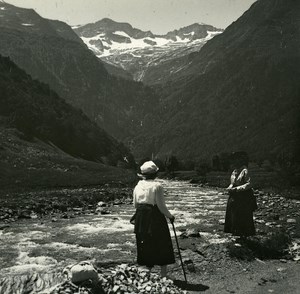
[155,185,174,219]
[235,169,252,191]
[227,170,236,190]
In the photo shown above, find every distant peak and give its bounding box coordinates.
[97,18,133,27]
[71,24,84,29]
[99,17,115,23]
[191,22,208,26]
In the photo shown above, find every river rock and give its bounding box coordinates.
[97,201,107,207]
[95,207,111,215]
[187,228,201,237]
[18,212,32,219]
[97,264,185,294]
[113,199,123,205]
[184,259,196,272]
[70,261,98,283]
[287,219,297,224]
[0,223,10,230]
[180,228,201,238]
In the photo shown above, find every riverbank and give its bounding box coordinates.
[0,179,300,293]
[0,184,135,228]
[2,166,299,227]
[162,170,300,200]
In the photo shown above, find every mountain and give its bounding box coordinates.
[0,54,134,163]
[0,54,136,188]
[1,0,299,168]
[74,18,223,84]
[133,0,300,165]
[0,2,157,142]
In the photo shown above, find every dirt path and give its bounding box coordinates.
[0,180,299,293]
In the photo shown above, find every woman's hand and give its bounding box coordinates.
[226,184,233,190]
[169,215,175,223]
[227,185,237,192]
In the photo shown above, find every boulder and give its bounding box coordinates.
[65,261,99,284]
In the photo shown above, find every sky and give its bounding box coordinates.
[5,0,257,34]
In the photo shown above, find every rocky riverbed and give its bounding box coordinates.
[0,180,300,293]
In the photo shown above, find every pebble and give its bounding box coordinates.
[97,201,107,207]
[0,224,10,230]
[98,264,185,294]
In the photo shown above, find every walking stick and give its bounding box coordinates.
[171,222,188,284]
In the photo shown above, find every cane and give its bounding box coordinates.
[171,221,188,284]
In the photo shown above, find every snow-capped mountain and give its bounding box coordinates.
[73,18,223,84]
[0,1,158,142]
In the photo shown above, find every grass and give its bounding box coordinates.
[0,127,136,195]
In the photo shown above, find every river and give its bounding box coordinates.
[0,180,228,293]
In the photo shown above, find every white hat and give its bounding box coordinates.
[140,161,159,175]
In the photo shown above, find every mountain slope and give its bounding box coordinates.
[74,18,222,84]
[0,54,134,167]
[135,0,300,164]
[0,126,135,190]
[0,2,157,142]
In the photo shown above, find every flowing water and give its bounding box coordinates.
[0,180,228,293]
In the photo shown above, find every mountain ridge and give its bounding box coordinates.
[131,0,300,165]
[73,18,223,83]
[0,1,157,143]
[0,54,134,166]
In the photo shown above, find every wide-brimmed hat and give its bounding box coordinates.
[139,161,159,175]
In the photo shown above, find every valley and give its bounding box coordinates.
[0,0,299,293]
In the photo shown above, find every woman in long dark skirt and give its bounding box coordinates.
[132,161,175,277]
[224,152,257,238]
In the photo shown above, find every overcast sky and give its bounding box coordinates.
[5,0,257,34]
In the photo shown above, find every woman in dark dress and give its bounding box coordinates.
[224,152,257,238]
[132,161,175,277]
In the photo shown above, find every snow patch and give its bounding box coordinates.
[205,30,223,40]
[71,24,84,29]
[113,30,131,38]
[22,23,34,26]
[81,30,197,57]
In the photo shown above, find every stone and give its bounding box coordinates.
[18,211,31,219]
[96,207,111,215]
[97,201,107,207]
[0,224,10,230]
[30,213,38,219]
[69,261,98,283]
[219,219,225,225]
[186,228,201,237]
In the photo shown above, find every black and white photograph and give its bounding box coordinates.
[0,0,299,293]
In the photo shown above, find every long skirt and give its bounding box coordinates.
[224,191,256,237]
[134,205,175,267]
